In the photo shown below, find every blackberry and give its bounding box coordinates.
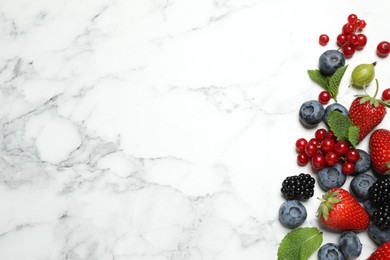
[281,173,315,200]
[373,205,390,230]
[369,178,390,207]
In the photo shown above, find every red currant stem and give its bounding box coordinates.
[337,41,350,51]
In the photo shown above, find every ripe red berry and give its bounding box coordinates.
[382,88,390,101]
[309,138,319,147]
[347,14,358,24]
[349,34,359,46]
[346,148,360,163]
[325,131,337,141]
[295,138,308,153]
[377,41,390,58]
[325,151,339,166]
[342,23,355,35]
[311,153,326,170]
[342,44,355,58]
[359,20,366,29]
[305,143,318,157]
[356,34,367,50]
[337,34,349,47]
[319,34,330,46]
[353,19,363,28]
[335,141,350,155]
[354,19,366,30]
[297,152,310,166]
[315,128,328,141]
[342,161,355,175]
[321,138,336,153]
[318,91,331,104]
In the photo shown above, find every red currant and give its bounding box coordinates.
[311,153,326,170]
[342,23,355,35]
[318,91,331,104]
[308,139,319,152]
[305,143,318,157]
[297,152,310,166]
[346,148,360,163]
[320,138,336,153]
[382,88,390,101]
[295,138,308,153]
[334,141,349,155]
[319,34,329,46]
[325,151,339,166]
[356,34,367,50]
[342,44,355,58]
[359,20,367,29]
[349,34,359,46]
[337,34,348,47]
[377,41,390,58]
[342,161,355,175]
[354,19,363,29]
[348,14,358,24]
[325,131,337,141]
[315,128,327,141]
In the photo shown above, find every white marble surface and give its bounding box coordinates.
[2,0,390,259]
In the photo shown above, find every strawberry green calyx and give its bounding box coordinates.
[317,190,342,221]
[356,79,390,108]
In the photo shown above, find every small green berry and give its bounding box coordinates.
[351,62,376,88]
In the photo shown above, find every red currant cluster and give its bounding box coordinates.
[336,14,367,58]
[319,13,390,59]
[319,14,367,58]
[295,128,360,175]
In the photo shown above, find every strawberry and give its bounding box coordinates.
[369,129,390,175]
[348,80,388,142]
[317,188,369,232]
[368,241,390,259]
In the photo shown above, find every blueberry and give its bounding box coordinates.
[319,50,346,76]
[278,200,307,229]
[350,173,377,201]
[318,164,346,191]
[368,223,390,245]
[324,103,348,126]
[354,149,371,174]
[364,200,377,218]
[339,231,362,258]
[318,243,345,260]
[299,100,325,126]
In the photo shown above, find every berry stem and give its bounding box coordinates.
[337,42,349,51]
[373,79,379,99]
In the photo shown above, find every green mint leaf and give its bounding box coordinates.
[328,110,360,146]
[328,65,348,102]
[277,227,323,260]
[307,70,329,90]
[328,110,353,141]
[347,125,360,147]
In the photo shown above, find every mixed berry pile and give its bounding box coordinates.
[277,14,390,260]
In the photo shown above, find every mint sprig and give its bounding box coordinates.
[277,227,323,260]
[308,65,348,102]
[327,110,360,147]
